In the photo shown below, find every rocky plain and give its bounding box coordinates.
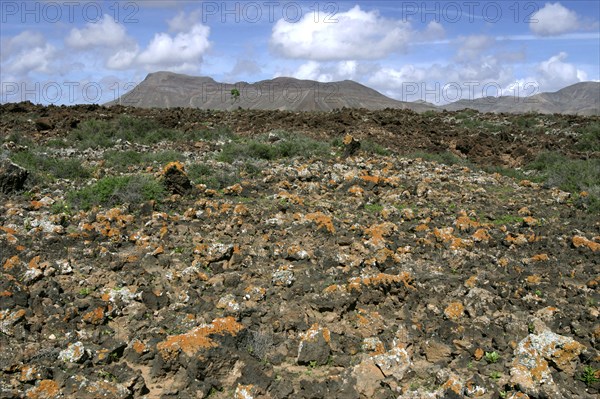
[0,102,599,398]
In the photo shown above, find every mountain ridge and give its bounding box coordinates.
[108,71,600,115]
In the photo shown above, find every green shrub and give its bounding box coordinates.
[407,151,473,167]
[216,131,331,163]
[67,174,165,210]
[68,116,208,149]
[361,140,390,156]
[103,150,183,171]
[575,122,600,152]
[527,151,600,213]
[10,150,90,181]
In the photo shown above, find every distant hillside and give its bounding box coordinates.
[107,71,436,112]
[108,73,599,115]
[441,81,600,115]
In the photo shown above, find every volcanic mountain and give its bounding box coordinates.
[108,72,599,115]
[440,81,600,115]
[107,71,437,112]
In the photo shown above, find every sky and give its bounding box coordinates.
[1,0,599,105]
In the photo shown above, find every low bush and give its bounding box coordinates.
[67,174,165,210]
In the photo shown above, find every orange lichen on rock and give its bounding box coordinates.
[306,212,335,233]
[364,222,397,248]
[3,255,20,270]
[444,302,464,321]
[82,307,105,325]
[359,174,383,185]
[572,235,600,252]
[531,253,549,262]
[162,161,186,174]
[223,183,243,195]
[25,379,60,399]
[472,228,491,243]
[455,214,480,231]
[348,185,365,196]
[277,190,304,205]
[157,316,243,360]
[522,216,538,226]
[348,272,415,292]
[526,275,542,284]
[132,339,146,354]
[234,204,249,215]
[465,275,478,288]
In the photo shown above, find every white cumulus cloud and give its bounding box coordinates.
[530,3,580,36]
[1,31,56,75]
[537,52,587,86]
[270,5,413,61]
[66,15,130,49]
[136,24,211,68]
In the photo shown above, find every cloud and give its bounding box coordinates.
[136,24,211,68]
[530,3,580,36]
[66,14,130,49]
[1,31,56,75]
[167,10,202,32]
[455,35,496,62]
[270,5,413,61]
[423,21,446,41]
[537,52,587,85]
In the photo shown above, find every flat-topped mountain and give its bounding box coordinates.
[107,71,437,112]
[441,81,600,115]
[108,72,599,115]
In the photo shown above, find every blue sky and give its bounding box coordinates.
[1,1,599,105]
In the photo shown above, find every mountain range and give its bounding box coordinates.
[108,71,600,115]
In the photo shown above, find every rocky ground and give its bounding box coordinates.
[0,102,599,399]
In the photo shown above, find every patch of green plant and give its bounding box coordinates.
[103,150,183,171]
[188,163,246,189]
[513,113,541,131]
[484,351,500,364]
[527,151,600,213]
[10,149,91,181]
[484,165,531,181]
[578,365,600,386]
[575,122,600,152]
[2,132,34,147]
[407,151,474,167]
[492,215,524,226]
[50,200,71,215]
[216,131,331,163]
[67,174,165,210]
[360,140,390,156]
[364,203,384,213]
[69,116,229,149]
[79,287,93,296]
[489,371,502,380]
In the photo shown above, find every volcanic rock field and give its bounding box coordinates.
[0,102,599,399]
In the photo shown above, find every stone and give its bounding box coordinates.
[297,323,331,366]
[423,340,452,363]
[352,358,385,398]
[162,161,192,195]
[510,330,585,397]
[0,160,28,194]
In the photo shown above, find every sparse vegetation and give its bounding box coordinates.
[578,365,600,386]
[527,151,600,212]
[67,174,165,210]
[484,351,500,364]
[10,149,91,181]
[103,150,184,171]
[216,131,331,163]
